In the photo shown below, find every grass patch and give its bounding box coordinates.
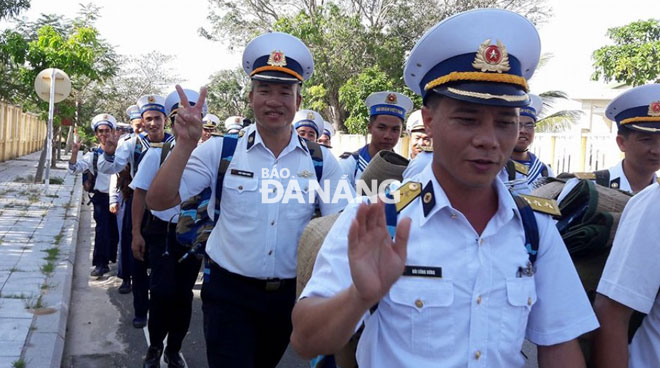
[43,247,60,261]
[49,176,64,185]
[25,295,44,309]
[54,233,63,245]
[28,193,40,203]
[41,261,55,275]
[12,358,26,368]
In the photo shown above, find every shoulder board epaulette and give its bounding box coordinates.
[239,130,246,138]
[123,135,132,142]
[420,145,433,152]
[514,161,529,175]
[657,178,660,184]
[573,172,596,180]
[210,132,223,137]
[519,194,562,216]
[392,181,422,213]
[149,142,164,148]
[339,152,353,159]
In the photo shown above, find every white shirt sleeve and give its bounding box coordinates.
[109,173,119,204]
[129,148,161,191]
[402,151,432,179]
[597,184,660,314]
[68,151,92,174]
[525,212,600,345]
[179,138,220,203]
[97,137,132,174]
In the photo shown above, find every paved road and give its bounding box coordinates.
[62,201,307,368]
[62,201,538,368]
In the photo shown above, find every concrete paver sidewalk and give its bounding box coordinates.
[0,151,83,368]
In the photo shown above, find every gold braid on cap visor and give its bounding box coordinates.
[424,71,529,92]
[250,66,303,81]
[620,116,660,125]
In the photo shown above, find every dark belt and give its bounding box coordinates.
[210,261,295,292]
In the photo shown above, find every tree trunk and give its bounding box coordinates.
[65,125,73,154]
[34,135,48,183]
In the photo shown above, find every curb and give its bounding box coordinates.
[22,175,83,368]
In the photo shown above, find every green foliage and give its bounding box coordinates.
[592,19,660,86]
[206,68,252,120]
[202,0,550,133]
[339,66,395,135]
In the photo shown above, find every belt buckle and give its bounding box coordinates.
[265,280,281,291]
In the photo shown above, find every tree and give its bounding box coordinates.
[535,91,583,133]
[592,19,660,86]
[0,7,119,180]
[206,67,252,120]
[201,0,551,132]
[0,0,29,20]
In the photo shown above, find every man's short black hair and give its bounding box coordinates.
[617,126,632,138]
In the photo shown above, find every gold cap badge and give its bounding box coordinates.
[267,50,287,67]
[234,117,241,123]
[148,96,155,103]
[386,93,397,104]
[307,112,315,120]
[649,101,660,117]
[472,39,511,73]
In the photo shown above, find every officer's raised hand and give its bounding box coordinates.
[172,84,207,150]
[348,200,411,306]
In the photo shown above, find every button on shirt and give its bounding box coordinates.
[69,149,111,193]
[301,163,599,367]
[597,182,660,368]
[129,145,180,223]
[178,124,352,279]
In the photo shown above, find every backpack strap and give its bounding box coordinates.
[160,142,172,165]
[512,195,540,265]
[505,160,517,181]
[594,169,610,187]
[304,140,324,181]
[92,151,99,176]
[213,136,239,222]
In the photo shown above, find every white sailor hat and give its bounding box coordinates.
[606,84,660,133]
[520,94,543,121]
[165,88,208,118]
[137,95,166,116]
[242,32,314,84]
[224,116,244,132]
[293,110,324,137]
[404,8,540,107]
[116,122,130,129]
[126,105,142,121]
[366,91,413,121]
[322,121,334,137]
[91,113,116,131]
[203,114,221,129]
[406,110,424,133]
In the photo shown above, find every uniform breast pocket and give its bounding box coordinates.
[222,175,260,218]
[500,277,537,350]
[387,278,455,356]
[283,177,315,221]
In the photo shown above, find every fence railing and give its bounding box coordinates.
[532,132,622,174]
[0,101,46,162]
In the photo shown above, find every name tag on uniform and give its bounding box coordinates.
[403,265,442,278]
[230,169,254,178]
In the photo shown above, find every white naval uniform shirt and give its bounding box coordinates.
[69,149,111,193]
[178,124,352,279]
[97,133,154,176]
[129,145,179,223]
[597,182,660,368]
[558,159,659,203]
[339,144,371,188]
[301,163,599,367]
[509,153,555,195]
